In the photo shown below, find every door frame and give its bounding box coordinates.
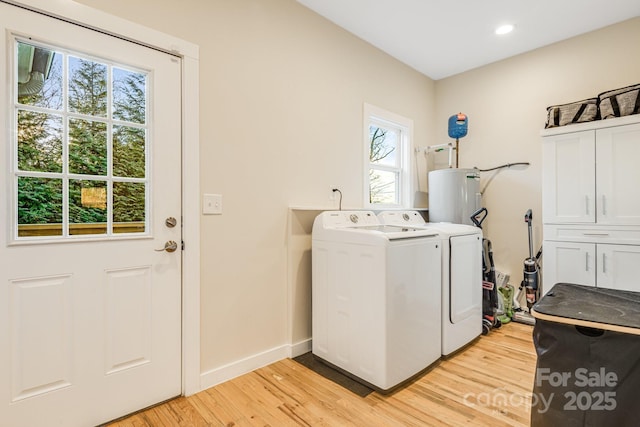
[2,0,201,395]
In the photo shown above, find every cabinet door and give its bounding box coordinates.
[597,244,640,292]
[596,123,640,225]
[543,241,596,289]
[542,131,595,223]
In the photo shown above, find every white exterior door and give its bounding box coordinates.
[0,4,182,427]
[541,130,595,224]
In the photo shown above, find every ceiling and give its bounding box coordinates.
[296,0,640,80]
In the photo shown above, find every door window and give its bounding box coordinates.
[13,40,148,240]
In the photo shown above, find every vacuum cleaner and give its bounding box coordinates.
[470,207,501,335]
[513,209,542,325]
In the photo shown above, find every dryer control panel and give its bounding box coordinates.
[378,210,425,225]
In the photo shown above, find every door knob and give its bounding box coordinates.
[155,240,178,253]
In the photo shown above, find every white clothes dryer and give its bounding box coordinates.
[378,211,482,356]
[312,211,442,391]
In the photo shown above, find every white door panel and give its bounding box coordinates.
[449,234,482,324]
[0,3,182,426]
[597,244,640,292]
[543,241,596,289]
[541,131,595,223]
[596,123,640,225]
[9,274,73,401]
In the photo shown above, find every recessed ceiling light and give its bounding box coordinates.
[495,24,514,35]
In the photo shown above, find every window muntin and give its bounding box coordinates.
[13,39,149,240]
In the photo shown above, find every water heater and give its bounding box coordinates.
[428,168,481,225]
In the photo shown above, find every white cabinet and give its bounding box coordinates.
[542,122,640,225]
[541,116,640,293]
[542,130,595,223]
[598,244,640,291]
[543,240,640,292]
[596,124,640,225]
[543,241,595,287]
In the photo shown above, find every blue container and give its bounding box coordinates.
[448,113,468,139]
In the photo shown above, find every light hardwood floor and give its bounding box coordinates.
[107,322,536,427]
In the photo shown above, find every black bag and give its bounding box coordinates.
[545,98,598,128]
[598,83,640,119]
[530,283,640,427]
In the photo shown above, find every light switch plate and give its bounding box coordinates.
[203,193,222,215]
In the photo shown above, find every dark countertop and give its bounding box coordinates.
[533,283,640,330]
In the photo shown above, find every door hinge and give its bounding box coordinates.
[181,240,185,251]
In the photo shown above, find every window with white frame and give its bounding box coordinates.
[12,39,149,240]
[364,104,412,208]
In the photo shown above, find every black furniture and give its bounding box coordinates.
[531,283,640,427]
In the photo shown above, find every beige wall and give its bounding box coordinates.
[77,0,436,376]
[434,17,640,295]
[75,0,640,384]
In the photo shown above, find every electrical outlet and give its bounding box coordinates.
[328,186,337,201]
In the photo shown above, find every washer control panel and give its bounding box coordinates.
[322,211,379,228]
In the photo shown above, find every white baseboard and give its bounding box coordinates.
[290,338,312,358]
[199,339,312,392]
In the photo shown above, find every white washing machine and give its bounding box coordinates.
[312,210,442,391]
[378,211,482,356]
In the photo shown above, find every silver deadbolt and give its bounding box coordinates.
[155,240,178,253]
[165,217,177,228]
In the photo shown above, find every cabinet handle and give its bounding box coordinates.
[585,196,589,215]
[602,195,607,216]
[585,252,589,271]
[602,253,607,274]
[583,233,609,237]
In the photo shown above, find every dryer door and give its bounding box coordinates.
[449,234,483,323]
